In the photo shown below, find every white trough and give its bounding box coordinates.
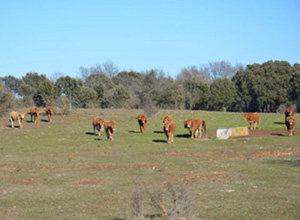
[216,127,249,140]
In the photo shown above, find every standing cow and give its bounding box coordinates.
[46,106,54,122]
[137,114,148,134]
[9,111,25,128]
[285,116,296,136]
[186,118,206,139]
[244,113,260,130]
[163,120,176,144]
[104,120,116,141]
[29,107,40,123]
[92,116,105,136]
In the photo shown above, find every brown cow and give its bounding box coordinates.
[137,114,148,134]
[284,108,295,118]
[162,115,173,123]
[29,107,40,123]
[163,120,176,144]
[46,106,54,122]
[285,116,295,136]
[92,116,105,136]
[9,111,25,128]
[244,113,260,130]
[186,118,206,138]
[104,120,116,141]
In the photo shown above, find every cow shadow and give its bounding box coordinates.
[128,130,140,133]
[94,138,104,141]
[274,122,285,125]
[40,119,49,123]
[271,133,285,137]
[175,134,190,138]
[153,131,164,134]
[6,125,21,128]
[85,132,96,136]
[152,139,167,143]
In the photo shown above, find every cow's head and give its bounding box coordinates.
[19,113,25,120]
[184,119,192,128]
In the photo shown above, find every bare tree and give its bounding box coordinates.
[209,61,243,80]
[177,65,211,83]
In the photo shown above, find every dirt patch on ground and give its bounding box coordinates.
[0,163,153,173]
[12,178,36,185]
[74,177,112,185]
[163,171,230,185]
[167,149,300,163]
[183,171,230,183]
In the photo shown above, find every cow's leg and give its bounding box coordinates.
[18,118,22,128]
[9,118,14,128]
[110,131,114,141]
[191,130,194,139]
[171,134,174,142]
[199,126,202,138]
[194,129,199,138]
[167,133,170,143]
[105,129,110,140]
[98,127,102,136]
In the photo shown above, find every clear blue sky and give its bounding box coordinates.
[1,0,299,78]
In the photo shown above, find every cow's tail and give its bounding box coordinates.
[202,120,207,136]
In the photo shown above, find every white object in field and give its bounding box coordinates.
[216,127,249,140]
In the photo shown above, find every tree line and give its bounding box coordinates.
[1,60,299,116]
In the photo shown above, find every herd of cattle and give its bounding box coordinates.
[7,107,296,143]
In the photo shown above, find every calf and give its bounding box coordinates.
[92,116,105,136]
[163,120,176,144]
[9,111,25,128]
[29,106,40,123]
[186,118,206,138]
[104,120,116,141]
[137,114,148,134]
[46,106,54,122]
[244,113,260,130]
[285,116,295,136]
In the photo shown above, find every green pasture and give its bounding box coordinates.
[0,109,299,220]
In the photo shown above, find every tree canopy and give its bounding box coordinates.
[1,60,299,115]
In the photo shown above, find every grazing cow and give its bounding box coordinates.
[186,118,206,139]
[244,113,260,130]
[29,107,40,123]
[285,116,295,136]
[9,111,25,128]
[46,106,54,122]
[284,108,295,118]
[92,116,105,136]
[162,115,173,123]
[163,120,176,144]
[104,120,116,141]
[137,114,148,134]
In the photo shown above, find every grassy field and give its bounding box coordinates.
[0,108,299,220]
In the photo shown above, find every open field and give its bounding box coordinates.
[0,109,300,220]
